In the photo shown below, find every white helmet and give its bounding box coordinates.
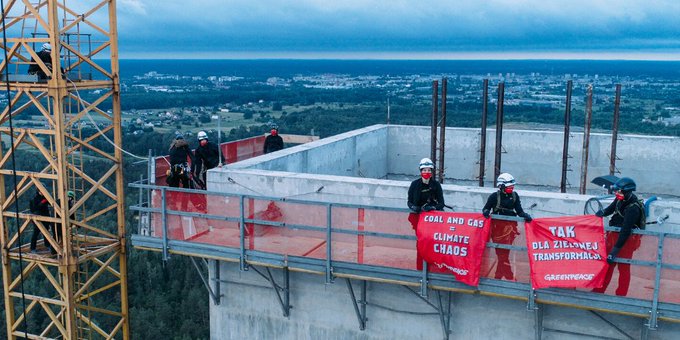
[419,158,434,170]
[41,43,51,52]
[197,131,208,141]
[497,173,516,187]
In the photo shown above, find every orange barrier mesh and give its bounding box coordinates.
[329,207,417,270]
[243,198,327,257]
[145,189,680,303]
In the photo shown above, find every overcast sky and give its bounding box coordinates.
[117,0,680,59]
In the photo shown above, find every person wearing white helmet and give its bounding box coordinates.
[27,43,54,80]
[193,131,224,189]
[482,172,532,280]
[407,158,445,215]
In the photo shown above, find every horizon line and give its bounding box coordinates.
[119,50,680,61]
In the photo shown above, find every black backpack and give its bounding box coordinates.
[615,199,646,229]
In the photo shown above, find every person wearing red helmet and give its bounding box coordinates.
[263,127,284,154]
[593,177,644,296]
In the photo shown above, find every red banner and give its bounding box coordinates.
[526,215,607,289]
[416,211,491,286]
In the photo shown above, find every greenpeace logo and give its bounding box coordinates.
[544,273,594,281]
[435,262,469,276]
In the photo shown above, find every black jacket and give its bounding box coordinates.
[169,139,194,166]
[482,191,528,218]
[407,178,445,211]
[27,50,52,75]
[602,193,642,249]
[194,141,223,172]
[30,193,51,216]
[263,135,284,154]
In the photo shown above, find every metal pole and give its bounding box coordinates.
[218,112,223,166]
[360,280,367,329]
[580,85,593,195]
[494,82,505,187]
[148,149,154,185]
[326,204,333,283]
[431,80,439,169]
[648,233,664,330]
[387,96,391,125]
[239,195,246,271]
[214,260,221,305]
[161,188,169,261]
[479,79,489,187]
[610,84,621,176]
[439,78,447,183]
[561,80,573,193]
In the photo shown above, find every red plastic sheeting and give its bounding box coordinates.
[153,135,266,186]
[148,190,680,304]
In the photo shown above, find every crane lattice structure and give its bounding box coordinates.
[0,1,129,339]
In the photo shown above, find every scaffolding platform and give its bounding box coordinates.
[130,183,680,329]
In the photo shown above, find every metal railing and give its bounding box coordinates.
[128,181,680,330]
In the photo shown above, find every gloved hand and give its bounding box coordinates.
[410,206,421,214]
[423,205,435,212]
[607,247,621,264]
[483,210,490,219]
[522,213,533,222]
[595,209,604,217]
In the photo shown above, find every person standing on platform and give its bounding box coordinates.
[263,126,284,154]
[482,173,532,280]
[407,157,445,229]
[27,43,53,80]
[407,157,445,271]
[193,130,224,189]
[593,177,644,296]
[167,133,194,188]
[29,190,52,253]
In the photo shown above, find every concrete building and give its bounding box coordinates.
[132,125,680,339]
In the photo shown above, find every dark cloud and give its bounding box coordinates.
[117,1,680,57]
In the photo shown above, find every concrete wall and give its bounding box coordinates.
[228,125,388,179]
[210,261,680,340]
[223,124,680,197]
[387,125,680,197]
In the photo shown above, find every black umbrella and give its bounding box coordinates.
[591,175,619,191]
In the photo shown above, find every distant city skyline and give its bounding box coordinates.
[118,0,680,60]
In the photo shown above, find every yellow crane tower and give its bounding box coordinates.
[0,1,129,339]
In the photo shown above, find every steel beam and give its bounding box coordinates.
[431,80,439,168]
[494,82,505,187]
[439,78,447,183]
[610,84,622,176]
[346,278,367,330]
[561,80,573,193]
[580,85,593,194]
[479,79,489,187]
[190,257,221,305]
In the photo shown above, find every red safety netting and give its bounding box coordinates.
[582,232,657,300]
[660,237,680,304]
[145,189,680,302]
[329,207,417,270]
[480,220,531,282]
[660,268,680,304]
[243,198,327,257]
